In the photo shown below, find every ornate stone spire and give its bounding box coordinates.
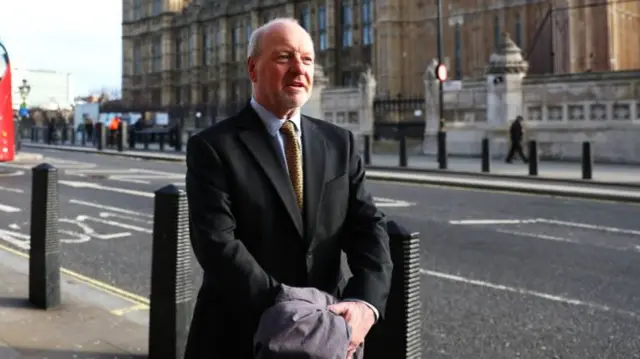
[486,32,529,75]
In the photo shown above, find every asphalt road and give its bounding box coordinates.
[2,148,640,358]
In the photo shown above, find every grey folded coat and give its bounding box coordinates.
[254,285,364,359]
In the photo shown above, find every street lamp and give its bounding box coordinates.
[436,0,447,169]
[18,79,31,118]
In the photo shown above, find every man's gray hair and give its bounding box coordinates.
[247,17,302,60]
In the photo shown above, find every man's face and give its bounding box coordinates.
[248,22,315,116]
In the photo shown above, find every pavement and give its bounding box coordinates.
[2,148,640,358]
[0,244,148,358]
[20,140,640,186]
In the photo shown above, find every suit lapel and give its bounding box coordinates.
[301,117,327,242]
[236,106,304,237]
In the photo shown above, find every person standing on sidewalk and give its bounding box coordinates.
[184,18,393,359]
[505,115,528,163]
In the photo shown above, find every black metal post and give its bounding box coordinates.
[399,130,408,167]
[148,185,193,359]
[363,134,372,165]
[174,124,183,152]
[96,123,106,150]
[117,121,127,152]
[364,220,421,359]
[159,133,165,151]
[528,140,538,176]
[582,141,592,180]
[29,163,61,310]
[81,128,86,146]
[436,0,447,170]
[129,128,136,149]
[14,118,21,152]
[481,137,490,173]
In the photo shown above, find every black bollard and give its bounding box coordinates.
[481,137,490,173]
[363,134,372,165]
[148,185,193,359]
[528,140,538,176]
[437,131,448,169]
[364,220,422,359]
[117,121,127,152]
[96,123,106,150]
[582,141,592,180]
[29,163,61,310]
[159,133,165,151]
[399,131,408,167]
[174,124,183,152]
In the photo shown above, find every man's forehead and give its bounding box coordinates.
[264,26,313,50]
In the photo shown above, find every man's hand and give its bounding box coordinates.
[328,301,376,359]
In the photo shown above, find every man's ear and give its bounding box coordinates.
[248,57,257,83]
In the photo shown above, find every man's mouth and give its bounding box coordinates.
[288,82,306,88]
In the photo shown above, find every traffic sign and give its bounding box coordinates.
[436,63,448,82]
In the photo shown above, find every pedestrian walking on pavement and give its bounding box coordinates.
[506,115,528,163]
[184,17,393,359]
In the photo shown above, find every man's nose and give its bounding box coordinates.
[289,58,306,74]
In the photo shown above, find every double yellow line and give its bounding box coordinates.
[0,243,150,316]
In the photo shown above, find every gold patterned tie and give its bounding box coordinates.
[280,120,303,209]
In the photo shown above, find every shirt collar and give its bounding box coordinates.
[250,97,301,137]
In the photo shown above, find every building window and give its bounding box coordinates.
[246,22,252,42]
[341,71,353,86]
[152,36,162,72]
[362,0,373,45]
[494,15,500,49]
[201,85,209,104]
[203,30,212,66]
[132,0,142,19]
[515,14,522,47]
[133,43,142,74]
[215,23,222,63]
[152,0,162,16]
[299,7,310,31]
[341,3,353,48]
[174,87,181,104]
[188,34,196,67]
[232,23,242,61]
[175,37,182,69]
[318,6,327,50]
[454,23,461,79]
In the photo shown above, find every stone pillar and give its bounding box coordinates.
[421,59,440,154]
[485,33,528,129]
[357,67,376,136]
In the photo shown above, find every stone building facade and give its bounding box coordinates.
[121,0,373,116]
[121,0,640,117]
[375,0,640,98]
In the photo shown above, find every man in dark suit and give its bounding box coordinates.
[184,17,393,359]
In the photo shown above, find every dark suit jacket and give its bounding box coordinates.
[184,105,393,359]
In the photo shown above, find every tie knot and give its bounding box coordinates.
[280,120,296,136]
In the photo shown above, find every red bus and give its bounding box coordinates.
[0,40,15,162]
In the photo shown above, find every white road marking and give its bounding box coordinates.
[99,212,154,224]
[65,168,183,184]
[69,199,153,218]
[61,217,132,240]
[421,269,639,319]
[76,215,152,234]
[0,229,30,249]
[8,224,20,230]
[0,186,24,193]
[449,218,640,237]
[60,180,154,198]
[0,170,25,177]
[373,197,415,208]
[535,218,640,237]
[449,219,537,225]
[497,229,640,253]
[0,204,20,213]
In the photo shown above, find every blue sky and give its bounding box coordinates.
[0,0,122,96]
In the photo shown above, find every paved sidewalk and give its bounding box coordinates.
[0,246,149,358]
